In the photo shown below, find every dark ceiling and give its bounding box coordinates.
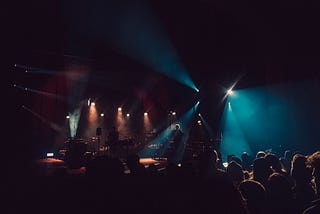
[10,0,320,82]
[5,0,320,159]
[8,0,320,126]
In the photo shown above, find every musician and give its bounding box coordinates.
[172,124,184,150]
[167,123,184,163]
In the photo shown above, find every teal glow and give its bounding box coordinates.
[139,102,199,162]
[198,114,214,139]
[221,80,320,161]
[221,99,253,161]
[116,4,198,91]
[84,0,198,91]
[69,108,81,138]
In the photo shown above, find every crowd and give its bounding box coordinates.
[6,147,320,214]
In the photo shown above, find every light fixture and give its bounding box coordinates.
[227,88,233,95]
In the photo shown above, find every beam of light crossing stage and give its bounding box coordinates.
[14,64,65,76]
[139,101,199,163]
[82,0,198,91]
[23,68,88,80]
[220,98,253,162]
[15,64,92,130]
[143,112,152,134]
[21,105,66,133]
[198,113,214,139]
[69,108,81,138]
[13,84,65,100]
[116,107,130,140]
[14,64,127,90]
[64,65,90,139]
[84,101,99,138]
[14,64,45,70]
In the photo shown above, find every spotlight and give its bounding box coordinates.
[172,111,176,116]
[13,84,16,87]
[66,115,70,119]
[14,64,17,67]
[87,98,91,106]
[100,113,104,117]
[196,89,200,93]
[223,162,228,168]
[228,102,232,109]
[198,113,201,116]
[126,113,130,117]
[144,112,148,116]
[118,107,122,112]
[227,88,233,95]
[25,87,28,91]
[197,120,202,125]
[90,102,96,106]
[25,70,28,73]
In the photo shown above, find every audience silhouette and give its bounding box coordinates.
[12,137,320,214]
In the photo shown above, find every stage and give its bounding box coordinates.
[32,157,168,176]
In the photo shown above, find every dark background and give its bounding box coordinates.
[5,0,320,164]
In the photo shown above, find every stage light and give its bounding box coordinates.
[144,112,148,116]
[25,87,28,91]
[90,102,95,106]
[126,113,130,117]
[118,107,122,112]
[66,115,70,119]
[87,98,91,106]
[13,84,16,87]
[227,88,234,95]
[196,89,200,93]
[197,120,202,125]
[14,64,17,67]
[46,152,54,158]
[223,162,228,168]
[25,70,28,73]
[198,113,201,116]
[172,111,176,116]
[100,113,104,117]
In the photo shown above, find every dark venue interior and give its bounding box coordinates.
[5,0,320,213]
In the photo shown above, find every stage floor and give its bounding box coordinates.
[32,157,168,176]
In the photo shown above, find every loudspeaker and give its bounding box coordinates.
[96,127,102,136]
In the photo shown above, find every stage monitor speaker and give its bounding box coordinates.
[96,127,102,136]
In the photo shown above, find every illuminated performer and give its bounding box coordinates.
[167,123,184,164]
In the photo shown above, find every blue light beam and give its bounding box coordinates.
[139,101,200,162]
